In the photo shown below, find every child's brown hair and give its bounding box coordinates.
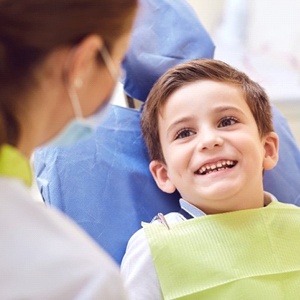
[141,59,273,162]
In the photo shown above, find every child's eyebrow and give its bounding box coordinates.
[214,106,245,116]
[166,116,194,137]
[166,106,246,137]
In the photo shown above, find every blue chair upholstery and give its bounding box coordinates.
[264,106,300,205]
[34,105,180,265]
[122,0,215,101]
[33,0,300,265]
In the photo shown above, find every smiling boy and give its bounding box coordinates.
[121,59,300,299]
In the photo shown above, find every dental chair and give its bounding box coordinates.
[33,0,300,265]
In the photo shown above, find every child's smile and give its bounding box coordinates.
[196,159,237,175]
[152,80,277,214]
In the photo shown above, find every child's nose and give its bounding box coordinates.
[197,129,224,151]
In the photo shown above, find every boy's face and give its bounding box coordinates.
[150,80,278,214]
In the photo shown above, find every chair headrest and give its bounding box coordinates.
[122,0,215,102]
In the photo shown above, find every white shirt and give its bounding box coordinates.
[121,193,277,300]
[121,201,195,300]
[0,177,128,299]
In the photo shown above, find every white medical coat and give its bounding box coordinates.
[0,177,127,299]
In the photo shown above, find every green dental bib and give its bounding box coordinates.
[143,202,300,299]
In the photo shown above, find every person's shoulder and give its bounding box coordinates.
[266,192,300,210]
[0,177,127,299]
[271,201,300,210]
[151,212,186,224]
[127,212,185,244]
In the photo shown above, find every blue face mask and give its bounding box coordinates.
[45,46,118,148]
[45,104,110,147]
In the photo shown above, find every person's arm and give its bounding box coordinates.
[121,228,163,300]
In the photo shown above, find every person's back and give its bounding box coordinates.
[0,0,137,297]
[0,176,125,299]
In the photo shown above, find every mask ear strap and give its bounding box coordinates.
[100,45,119,80]
[62,46,84,120]
[67,85,83,119]
[64,44,116,120]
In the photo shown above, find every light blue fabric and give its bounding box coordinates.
[33,0,300,265]
[34,105,181,265]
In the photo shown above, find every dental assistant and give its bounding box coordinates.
[0,0,137,298]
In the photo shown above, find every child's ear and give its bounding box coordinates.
[149,160,176,194]
[263,131,279,170]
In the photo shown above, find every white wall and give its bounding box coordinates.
[248,0,300,67]
[186,0,300,101]
[186,0,224,35]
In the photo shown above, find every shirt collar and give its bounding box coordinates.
[179,198,206,218]
[180,192,277,219]
[0,144,32,186]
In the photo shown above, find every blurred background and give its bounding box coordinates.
[186,0,300,146]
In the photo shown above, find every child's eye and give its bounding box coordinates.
[218,116,239,128]
[175,128,196,140]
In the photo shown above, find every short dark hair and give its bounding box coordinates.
[141,59,274,162]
